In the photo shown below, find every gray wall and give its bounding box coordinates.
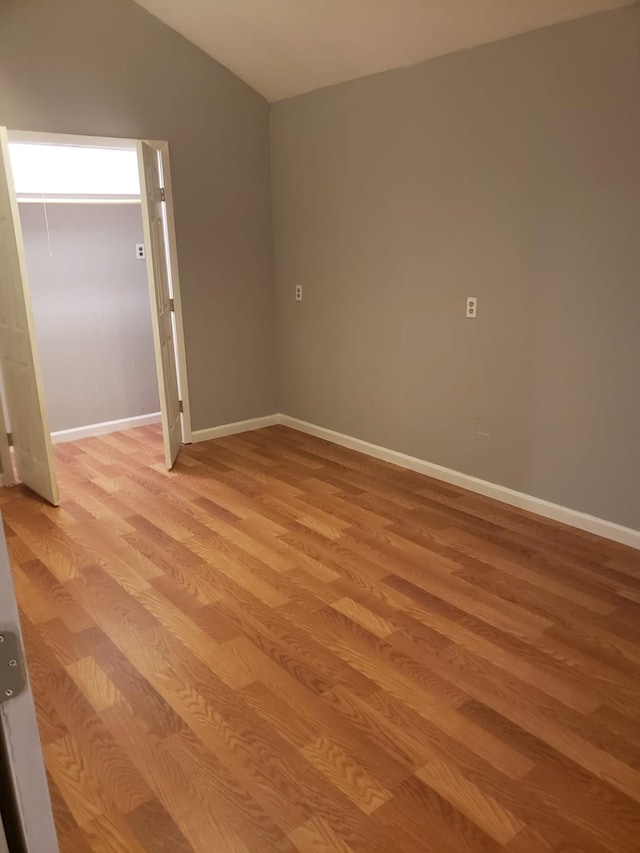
[271,6,640,530]
[0,0,276,432]
[19,202,159,433]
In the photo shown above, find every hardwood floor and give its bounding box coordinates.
[3,423,640,852]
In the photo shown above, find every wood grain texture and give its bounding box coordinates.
[3,423,640,852]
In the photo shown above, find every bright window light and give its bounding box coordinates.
[8,143,140,196]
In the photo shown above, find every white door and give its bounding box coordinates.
[137,142,182,469]
[0,128,58,505]
[0,520,59,851]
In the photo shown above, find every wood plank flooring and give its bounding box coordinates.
[3,423,640,852]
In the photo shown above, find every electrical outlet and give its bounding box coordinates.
[295,285,303,302]
[466,296,477,318]
[136,244,145,259]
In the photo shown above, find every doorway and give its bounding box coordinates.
[0,129,192,505]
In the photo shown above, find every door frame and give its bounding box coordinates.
[0,519,59,851]
[5,129,193,446]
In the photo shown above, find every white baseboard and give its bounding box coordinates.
[279,414,640,551]
[191,414,281,443]
[187,411,639,549]
[51,412,162,444]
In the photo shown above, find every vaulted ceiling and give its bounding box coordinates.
[133,0,635,101]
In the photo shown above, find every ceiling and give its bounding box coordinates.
[133,0,635,101]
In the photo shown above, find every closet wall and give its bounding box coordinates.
[19,202,159,433]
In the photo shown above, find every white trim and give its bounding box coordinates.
[279,415,640,551]
[192,414,280,443]
[51,412,161,444]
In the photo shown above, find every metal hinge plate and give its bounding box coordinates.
[178,400,184,413]
[169,298,175,312]
[160,187,166,202]
[6,432,12,448]
[0,630,26,704]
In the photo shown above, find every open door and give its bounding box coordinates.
[0,521,59,851]
[0,128,58,505]
[137,142,182,469]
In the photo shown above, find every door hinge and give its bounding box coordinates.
[178,400,184,413]
[6,432,12,447]
[0,631,27,704]
[169,298,175,312]
[160,187,166,202]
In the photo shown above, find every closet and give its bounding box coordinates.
[0,129,189,504]
[13,142,160,439]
